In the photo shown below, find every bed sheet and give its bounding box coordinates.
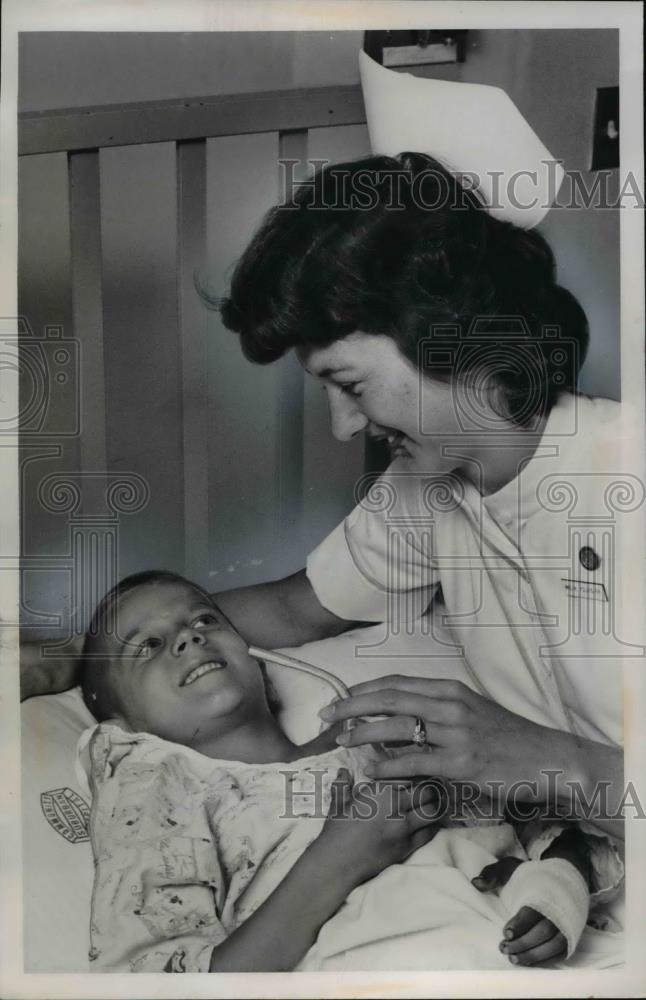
[300,826,624,971]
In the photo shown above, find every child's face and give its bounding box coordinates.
[103,580,268,745]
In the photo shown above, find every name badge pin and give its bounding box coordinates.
[579,546,601,572]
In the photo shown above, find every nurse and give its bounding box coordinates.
[212,55,638,836]
[20,55,636,839]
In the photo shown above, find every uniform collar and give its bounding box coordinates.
[481,393,580,524]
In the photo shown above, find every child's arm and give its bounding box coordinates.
[208,835,363,971]
[209,769,437,972]
[537,826,591,880]
[89,754,437,974]
[473,827,592,967]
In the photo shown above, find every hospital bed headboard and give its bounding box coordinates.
[18,85,380,635]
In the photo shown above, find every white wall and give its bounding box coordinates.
[18,31,364,110]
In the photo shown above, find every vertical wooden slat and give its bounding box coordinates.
[207,131,300,590]
[100,142,184,579]
[18,152,77,637]
[68,150,106,473]
[177,139,209,585]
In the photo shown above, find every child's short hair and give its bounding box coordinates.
[80,569,280,723]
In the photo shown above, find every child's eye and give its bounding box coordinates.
[340,382,362,398]
[136,636,162,657]
[192,614,219,629]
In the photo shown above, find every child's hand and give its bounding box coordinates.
[313,768,438,889]
[472,857,567,967]
[499,905,567,966]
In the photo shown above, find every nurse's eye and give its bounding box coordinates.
[136,636,163,657]
[192,613,219,629]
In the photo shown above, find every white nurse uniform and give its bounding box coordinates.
[307,393,644,746]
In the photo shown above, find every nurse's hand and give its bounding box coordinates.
[321,675,576,803]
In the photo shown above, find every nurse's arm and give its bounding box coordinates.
[325,677,626,840]
[212,568,359,649]
[20,633,83,701]
[565,737,625,841]
[19,569,354,701]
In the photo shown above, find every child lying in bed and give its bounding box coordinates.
[78,569,606,972]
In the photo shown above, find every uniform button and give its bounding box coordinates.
[579,546,601,571]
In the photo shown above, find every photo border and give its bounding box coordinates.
[1,2,644,997]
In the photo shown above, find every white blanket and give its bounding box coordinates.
[301,826,624,972]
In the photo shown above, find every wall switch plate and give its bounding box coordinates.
[591,86,619,170]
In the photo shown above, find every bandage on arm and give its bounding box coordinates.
[500,858,589,958]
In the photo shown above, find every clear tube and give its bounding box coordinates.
[249,646,392,753]
[249,646,350,701]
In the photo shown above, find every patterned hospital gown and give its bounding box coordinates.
[81,724,623,972]
[82,724,378,972]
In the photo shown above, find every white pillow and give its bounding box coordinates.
[21,614,465,971]
[21,688,97,972]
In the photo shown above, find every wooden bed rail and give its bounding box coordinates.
[18,84,366,155]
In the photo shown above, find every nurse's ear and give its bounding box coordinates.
[449,375,506,429]
[453,372,543,431]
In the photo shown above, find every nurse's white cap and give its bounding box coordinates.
[359,49,564,229]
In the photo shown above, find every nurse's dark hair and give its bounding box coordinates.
[215,152,589,424]
[79,569,280,723]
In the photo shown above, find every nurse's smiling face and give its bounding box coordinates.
[298,332,469,475]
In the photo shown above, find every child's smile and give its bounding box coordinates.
[180,659,227,687]
[102,580,271,745]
